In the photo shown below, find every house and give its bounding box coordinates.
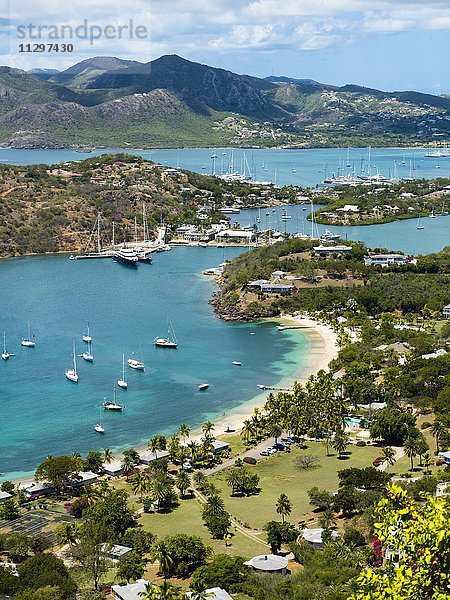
[186,588,233,600]
[364,254,414,267]
[139,450,170,465]
[23,482,54,498]
[443,304,450,318]
[260,283,294,294]
[247,279,270,290]
[112,579,149,600]
[421,349,447,360]
[0,491,12,505]
[244,554,288,574]
[102,460,123,477]
[438,451,450,464]
[336,204,360,213]
[71,471,99,486]
[101,543,132,563]
[313,245,352,256]
[302,528,340,549]
[216,229,256,243]
[271,270,287,278]
[212,440,230,453]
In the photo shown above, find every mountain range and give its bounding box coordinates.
[0,54,449,148]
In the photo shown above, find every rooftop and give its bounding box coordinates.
[112,579,148,600]
[244,554,288,572]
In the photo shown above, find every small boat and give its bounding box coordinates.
[154,318,178,349]
[65,339,79,382]
[416,216,424,230]
[103,387,124,411]
[118,353,128,389]
[21,322,36,347]
[82,324,92,343]
[80,340,94,362]
[128,341,145,370]
[232,361,242,366]
[250,332,256,335]
[2,332,14,360]
[94,423,105,433]
[198,383,209,391]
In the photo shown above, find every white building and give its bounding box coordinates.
[112,579,148,600]
[364,254,414,267]
[302,528,340,549]
[186,588,233,600]
[313,245,353,256]
[443,304,450,318]
[102,460,123,476]
[0,491,13,504]
[139,450,170,464]
[244,554,288,574]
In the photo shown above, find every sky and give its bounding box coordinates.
[1,0,450,93]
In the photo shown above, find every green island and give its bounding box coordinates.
[1,206,450,599]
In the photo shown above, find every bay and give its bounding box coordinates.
[0,248,308,480]
[1,146,449,188]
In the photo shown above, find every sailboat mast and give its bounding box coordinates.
[73,339,77,376]
[97,214,101,253]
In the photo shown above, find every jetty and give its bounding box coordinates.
[276,325,309,331]
[257,384,294,392]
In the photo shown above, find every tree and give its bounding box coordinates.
[17,553,77,599]
[264,521,298,554]
[1,480,15,494]
[103,448,114,464]
[430,420,447,455]
[332,428,349,458]
[369,406,416,445]
[175,470,190,497]
[151,542,174,580]
[71,518,111,591]
[268,422,283,446]
[225,467,259,496]
[404,436,419,471]
[381,446,396,471]
[131,473,150,501]
[55,522,79,546]
[85,489,135,538]
[0,564,18,596]
[296,454,320,470]
[202,421,215,439]
[202,494,225,520]
[308,487,334,511]
[4,532,30,562]
[191,554,249,593]
[179,423,190,445]
[0,498,19,520]
[83,451,104,473]
[352,484,450,600]
[116,551,147,583]
[35,455,80,494]
[151,476,177,512]
[204,513,232,540]
[276,493,292,523]
[154,535,210,578]
[318,508,337,531]
[148,435,167,460]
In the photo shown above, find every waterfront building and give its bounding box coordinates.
[216,229,256,243]
[139,450,170,464]
[102,460,123,477]
[0,491,12,505]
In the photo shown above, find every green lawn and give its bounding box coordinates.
[138,496,264,557]
[394,416,439,475]
[216,433,247,457]
[209,442,380,530]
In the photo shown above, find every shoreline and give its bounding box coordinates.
[5,315,338,487]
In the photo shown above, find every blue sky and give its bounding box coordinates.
[1,0,450,93]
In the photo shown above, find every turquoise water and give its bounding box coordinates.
[237,204,449,255]
[0,248,309,480]
[1,147,449,188]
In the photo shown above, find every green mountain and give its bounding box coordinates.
[0,55,449,148]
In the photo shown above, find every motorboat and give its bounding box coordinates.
[198,383,209,391]
[94,423,105,433]
[320,229,340,242]
[232,361,242,366]
[113,245,139,267]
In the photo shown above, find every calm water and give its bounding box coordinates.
[1,147,450,187]
[0,248,308,480]
[237,204,449,255]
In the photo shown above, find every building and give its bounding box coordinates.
[260,283,294,294]
[438,451,450,464]
[71,471,99,486]
[23,482,54,498]
[186,588,233,600]
[244,554,288,574]
[102,460,123,477]
[101,543,133,563]
[313,245,353,256]
[302,528,340,549]
[212,440,230,453]
[247,279,270,290]
[112,579,148,600]
[0,491,12,505]
[271,270,287,278]
[421,349,447,360]
[139,450,170,465]
[443,304,450,318]
[216,229,256,243]
[364,254,414,267]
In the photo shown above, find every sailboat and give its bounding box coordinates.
[128,341,145,370]
[65,339,79,382]
[80,340,94,362]
[82,323,92,343]
[2,332,14,360]
[416,216,425,230]
[21,322,35,347]
[291,165,297,173]
[154,318,178,348]
[117,354,128,389]
[103,386,124,411]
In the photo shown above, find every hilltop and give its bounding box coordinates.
[0,54,449,148]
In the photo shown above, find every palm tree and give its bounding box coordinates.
[121,454,136,480]
[175,470,190,497]
[241,419,256,444]
[423,451,432,474]
[131,472,150,500]
[203,493,225,519]
[275,493,292,523]
[332,428,349,459]
[382,446,396,472]
[202,420,215,439]
[148,434,167,460]
[431,420,447,455]
[404,436,418,471]
[103,448,114,464]
[151,477,174,511]
[178,446,190,470]
[189,590,214,600]
[188,440,200,464]
[322,431,333,457]
[192,471,207,490]
[158,580,182,600]
[139,581,159,600]
[268,422,282,446]
[151,542,173,580]
[318,508,337,531]
[179,423,190,445]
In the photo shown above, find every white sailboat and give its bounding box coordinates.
[65,339,79,382]
[21,322,35,347]
[94,422,105,433]
[103,386,124,411]
[2,331,14,360]
[154,318,178,348]
[128,341,145,370]
[118,354,128,389]
[82,323,92,343]
[80,340,94,362]
[416,216,424,230]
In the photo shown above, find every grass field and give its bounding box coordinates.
[208,442,380,530]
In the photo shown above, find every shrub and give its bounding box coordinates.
[421,421,432,430]
[296,455,320,470]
